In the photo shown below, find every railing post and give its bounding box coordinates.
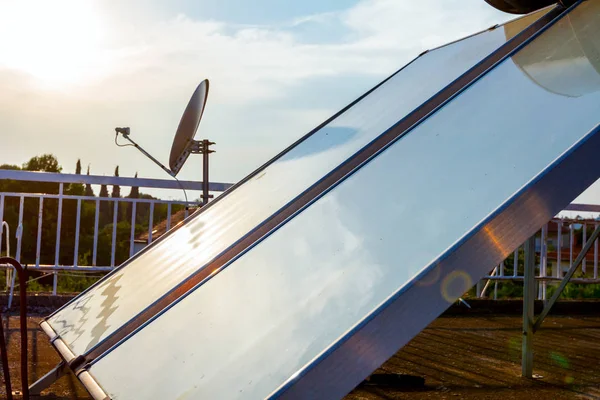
[202,139,210,206]
[595,222,599,280]
[522,235,536,378]
[73,199,81,267]
[0,194,4,239]
[540,224,547,301]
[166,203,172,232]
[0,195,4,292]
[557,221,562,277]
[53,184,64,295]
[148,202,154,244]
[513,247,519,277]
[16,196,24,262]
[569,223,574,270]
[111,200,118,267]
[583,223,587,274]
[129,201,137,258]
[93,199,100,266]
[36,198,43,267]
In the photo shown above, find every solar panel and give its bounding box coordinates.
[83,2,600,398]
[79,2,600,399]
[39,3,600,399]
[43,7,554,361]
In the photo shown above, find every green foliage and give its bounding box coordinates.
[129,172,139,198]
[67,159,85,196]
[23,154,62,173]
[0,269,103,294]
[547,282,600,299]
[99,184,108,198]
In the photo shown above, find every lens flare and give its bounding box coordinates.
[441,270,472,303]
[550,351,570,369]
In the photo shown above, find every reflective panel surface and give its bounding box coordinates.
[89,3,600,399]
[46,10,549,357]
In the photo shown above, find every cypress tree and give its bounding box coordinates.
[84,166,94,197]
[111,166,121,198]
[128,172,140,198]
[99,184,109,198]
[67,159,84,195]
[127,172,140,223]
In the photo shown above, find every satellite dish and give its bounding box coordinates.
[169,79,210,176]
[114,78,216,205]
[484,0,563,14]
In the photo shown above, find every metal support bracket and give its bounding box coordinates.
[521,222,600,377]
[189,140,215,154]
[533,222,600,332]
[29,362,67,397]
[174,138,215,205]
[522,235,535,378]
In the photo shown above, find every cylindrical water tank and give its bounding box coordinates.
[485,0,574,14]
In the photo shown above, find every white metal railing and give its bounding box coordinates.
[0,169,233,294]
[479,203,600,300]
[2,169,599,300]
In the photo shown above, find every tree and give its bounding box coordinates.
[67,159,84,195]
[126,172,140,222]
[99,184,109,198]
[111,166,121,198]
[99,184,111,225]
[0,163,22,193]
[22,154,61,194]
[22,154,62,173]
[128,172,140,198]
[84,165,94,197]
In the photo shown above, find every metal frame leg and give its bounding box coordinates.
[522,236,535,378]
[520,223,600,377]
[29,362,67,396]
[533,222,600,332]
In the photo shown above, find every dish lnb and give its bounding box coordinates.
[115,127,130,136]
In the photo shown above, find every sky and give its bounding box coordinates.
[1,0,597,205]
[0,0,513,182]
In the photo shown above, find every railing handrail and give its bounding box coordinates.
[0,192,199,205]
[564,203,600,213]
[0,169,234,192]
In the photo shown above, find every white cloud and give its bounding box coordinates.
[96,0,508,102]
[0,0,511,186]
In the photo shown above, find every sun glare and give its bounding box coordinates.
[0,0,108,88]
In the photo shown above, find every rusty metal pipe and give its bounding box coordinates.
[0,257,28,399]
[0,306,12,400]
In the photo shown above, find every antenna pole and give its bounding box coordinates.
[201,139,215,205]
[116,130,175,178]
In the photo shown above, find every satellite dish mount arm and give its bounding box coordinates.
[115,127,175,178]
